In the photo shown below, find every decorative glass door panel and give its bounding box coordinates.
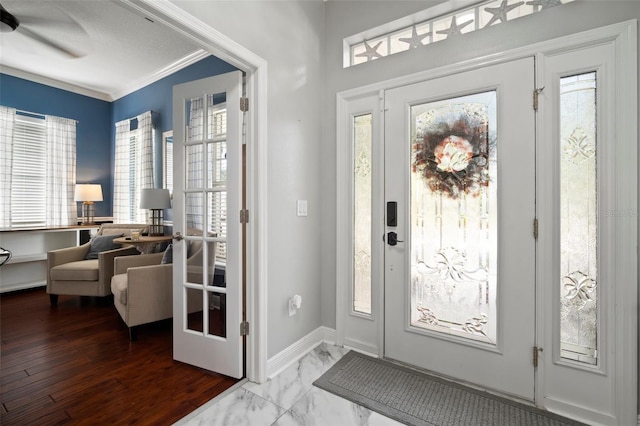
[410,92,497,345]
[354,113,373,315]
[559,72,598,364]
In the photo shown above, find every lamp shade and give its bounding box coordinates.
[140,188,171,209]
[74,184,103,202]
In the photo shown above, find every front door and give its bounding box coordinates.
[172,71,244,378]
[384,58,536,400]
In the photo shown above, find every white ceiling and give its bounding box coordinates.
[0,0,205,101]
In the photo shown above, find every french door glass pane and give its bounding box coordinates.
[410,91,497,345]
[183,91,229,340]
[559,72,598,365]
[353,113,372,315]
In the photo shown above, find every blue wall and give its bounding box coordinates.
[0,74,112,217]
[112,55,238,190]
[1,55,238,218]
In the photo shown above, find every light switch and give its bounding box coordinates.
[297,200,308,217]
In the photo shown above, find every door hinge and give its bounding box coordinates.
[533,218,539,240]
[240,209,250,224]
[533,87,544,111]
[240,321,250,336]
[533,346,543,368]
[240,97,249,112]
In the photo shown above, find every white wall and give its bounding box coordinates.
[169,0,640,369]
[171,1,326,358]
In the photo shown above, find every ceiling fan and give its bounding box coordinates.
[0,2,87,58]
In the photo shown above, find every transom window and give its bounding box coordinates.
[345,0,575,67]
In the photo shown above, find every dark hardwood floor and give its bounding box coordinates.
[0,288,239,425]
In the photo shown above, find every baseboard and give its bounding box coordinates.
[266,326,336,379]
[637,414,639,426]
[543,396,617,426]
[343,337,379,358]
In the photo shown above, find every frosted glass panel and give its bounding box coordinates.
[353,114,372,315]
[410,91,497,345]
[559,72,598,365]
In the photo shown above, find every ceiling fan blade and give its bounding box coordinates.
[18,25,84,58]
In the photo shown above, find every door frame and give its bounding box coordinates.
[336,20,636,424]
[121,0,269,383]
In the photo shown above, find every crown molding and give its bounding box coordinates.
[110,49,210,101]
[1,48,211,102]
[0,65,113,101]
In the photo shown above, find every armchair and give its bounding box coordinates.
[110,239,213,341]
[47,224,147,305]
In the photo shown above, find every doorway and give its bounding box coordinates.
[336,21,637,425]
[130,0,269,383]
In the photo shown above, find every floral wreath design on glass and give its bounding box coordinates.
[412,105,491,198]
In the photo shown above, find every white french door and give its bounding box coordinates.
[172,71,243,378]
[384,58,536,400]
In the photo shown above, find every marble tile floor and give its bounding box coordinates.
[175,343,403,426]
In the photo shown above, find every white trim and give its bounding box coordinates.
[335,95,349,349]
[336,92,384,358]
[111,49,211,101]
[124,0,269,384]
[343,337,378,357]
[266,326,336,379]
[336,19,637,425]
[611,19,638,426]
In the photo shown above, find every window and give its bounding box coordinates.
[10,114,47,227]
[0,106,76,229]
[186,95,228,264]
[113,111,154,223]
[345,0,575,67]
[559,72,598,365]
[353,113,373,314]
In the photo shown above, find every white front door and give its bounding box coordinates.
[172,71,243,378]
[384,58,536,400]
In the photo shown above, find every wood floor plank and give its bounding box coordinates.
[0,288,239,425]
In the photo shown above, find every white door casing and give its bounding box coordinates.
[124,0,269,383]
[172,71,244,378]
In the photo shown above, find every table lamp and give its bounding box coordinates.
[140,188,171,236]
[74,184,103,224]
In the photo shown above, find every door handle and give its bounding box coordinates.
[387,231,404,246]
[172,232,184,241]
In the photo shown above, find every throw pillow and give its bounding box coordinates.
[161,244,173,264]
[85,234,124,260]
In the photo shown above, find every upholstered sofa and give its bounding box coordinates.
[46,223,147,305]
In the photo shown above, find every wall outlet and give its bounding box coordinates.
[288,294,302,317]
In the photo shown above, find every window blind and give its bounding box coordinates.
[11,115,46,227]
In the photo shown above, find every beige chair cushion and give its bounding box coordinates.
[50,259,99,281]
[111,273,128,306]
